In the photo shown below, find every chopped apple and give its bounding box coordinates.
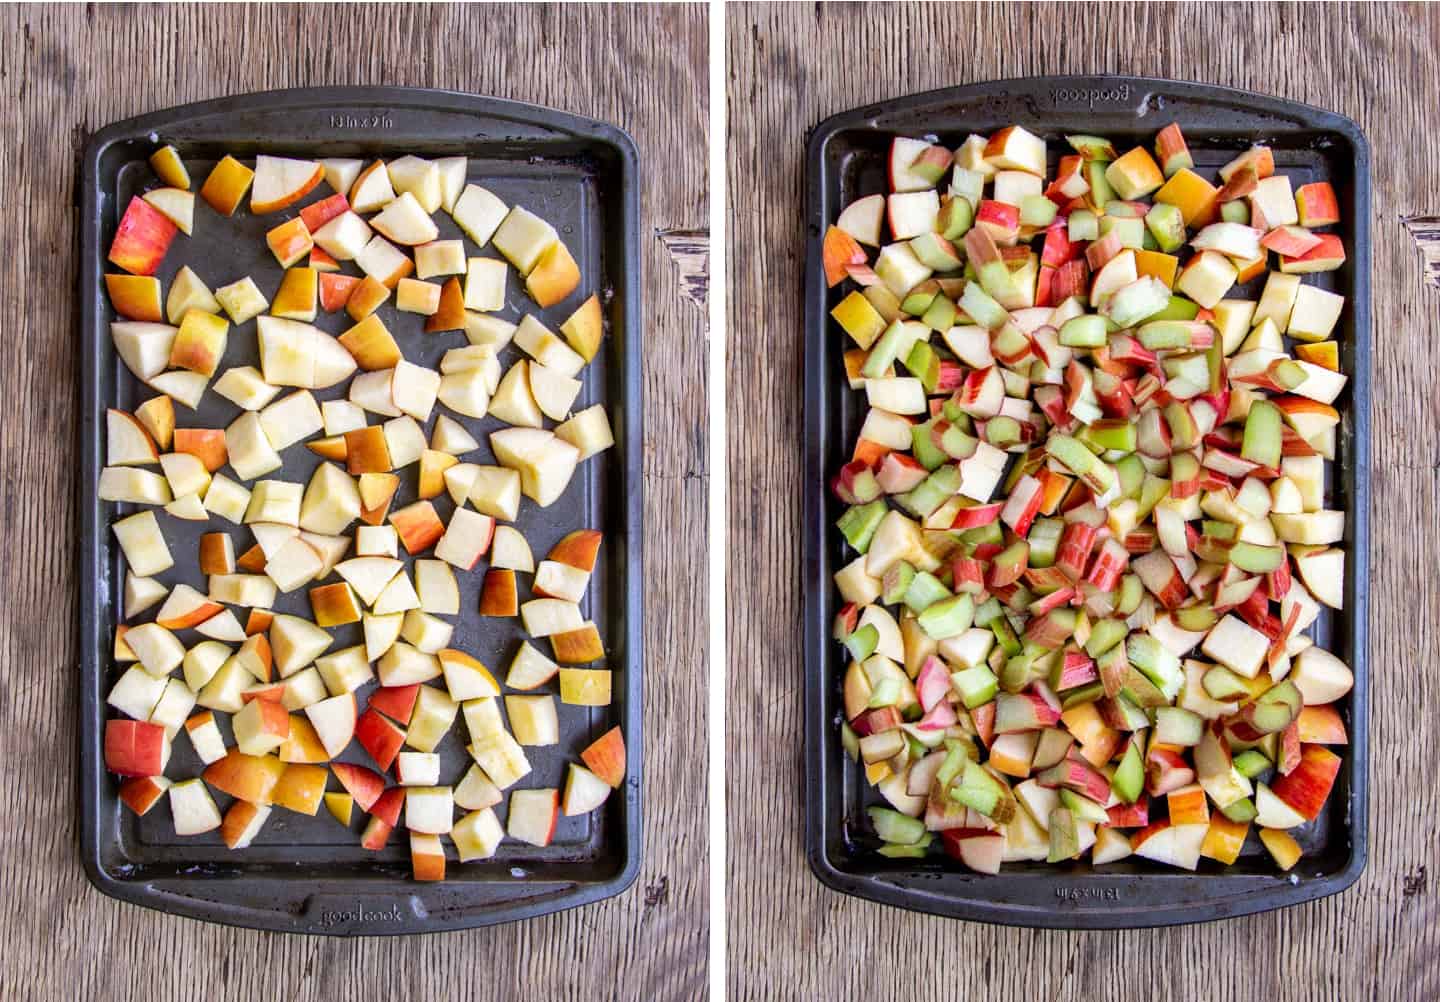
[134,394,175,450]
[490,427,580,507]
[370,191,439,246]
[112,510,173,576]
[170,779,223,836]
[304,692,357,758]
[507,788,559,846]
[479,568,519,617]
[558,667,611,705]
[348,160,396,213]
[490,525,534,572]
[581,726,626,787]
[554,404,615,460]
[105,273,165,322]
[355,234,413,288]
[312,210,374,261]
[492,206,558,275]
[434,508,495,570]
[451,184,508,246]
[562,763,612,815]
[526,240,581,307]
[108,196,177,275]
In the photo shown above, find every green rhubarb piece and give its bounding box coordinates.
[1111,739,1145,803]
[844,624,879,663]
[911,418,948,470]
[837,500,887,553]
[917,592,974,640]
[1085,618,1128,659]
[938,196,974,240]
[950,665,999,709]
[1147,295,1200,322]
[1027,518,1064,569]
[1048,807,1080,862]
[1233,750,1272,780]
[1068,208,1099,242]
[1144,202,1186,252]
[1220,797,1258,823]
[866,677,901,709]
[861,320,909,378]
[1059,314,1108,348]
[1060,788,1110,826]
[1202,665,1251,701]
[867,806,926,845]
[1127,634,1183,701]
[881,562,916,605]
[903,571,951,614]
[1154,706,1204,746]
[1242,398,1283,469]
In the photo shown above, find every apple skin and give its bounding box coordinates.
[108,197,178,276]
[1270,744,1342,820]
[389,501,445,554]
[370,787,406,827]
[104,719,167,777]
[548,529,603,572]
[479,568,519,616]
[580,725,626,788]
[410,833,447,882]
[354,707,406,771]
[360,815,393,851]
[368,684,420,725]
[202,748,287,803]
[118,775,170,815]
[331,762,386,811]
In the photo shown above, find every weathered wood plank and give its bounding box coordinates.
[726,2,1440,999]
[0,4,707,1001]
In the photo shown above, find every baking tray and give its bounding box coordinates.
[803,76,1370,928]
[78,87,643,934]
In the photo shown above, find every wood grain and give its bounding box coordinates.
[0,4,707,1001]
[727,2,1440,999]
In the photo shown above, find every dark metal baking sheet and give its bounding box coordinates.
[79,87,643,935]
[803,75,1369,928]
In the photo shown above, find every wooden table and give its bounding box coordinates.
[727,3,1440,999]
[0,5,707,1001]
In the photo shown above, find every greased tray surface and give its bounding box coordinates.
[79,87,642,935]
[803,76,1369,928]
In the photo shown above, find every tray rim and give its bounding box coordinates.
[802,74,1371,929]
[78,85,644,936]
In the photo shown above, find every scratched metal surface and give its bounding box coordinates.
[0,3,706,1000]
[729,1,1440,998]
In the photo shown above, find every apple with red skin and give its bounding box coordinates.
[108,196,178,276]
[331,762,386,812]
[368,683,420,725]
[105,719,167,776]
[355,707,405,771]
[1270,744,1342,820]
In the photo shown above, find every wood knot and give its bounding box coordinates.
[1401,216,1440,289]
[658,229,709,309]
[643,875,670,907]
[1403,865,1427,897]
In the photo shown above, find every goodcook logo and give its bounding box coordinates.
[1049,84,1133,110]
[319,903,405,928]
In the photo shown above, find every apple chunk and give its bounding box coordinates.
[562,763,612,815]
[506,788,560,846]
[251,155,324,213]
[490,428,580,508]
[108,196,177,276]
[581,726,626,788]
